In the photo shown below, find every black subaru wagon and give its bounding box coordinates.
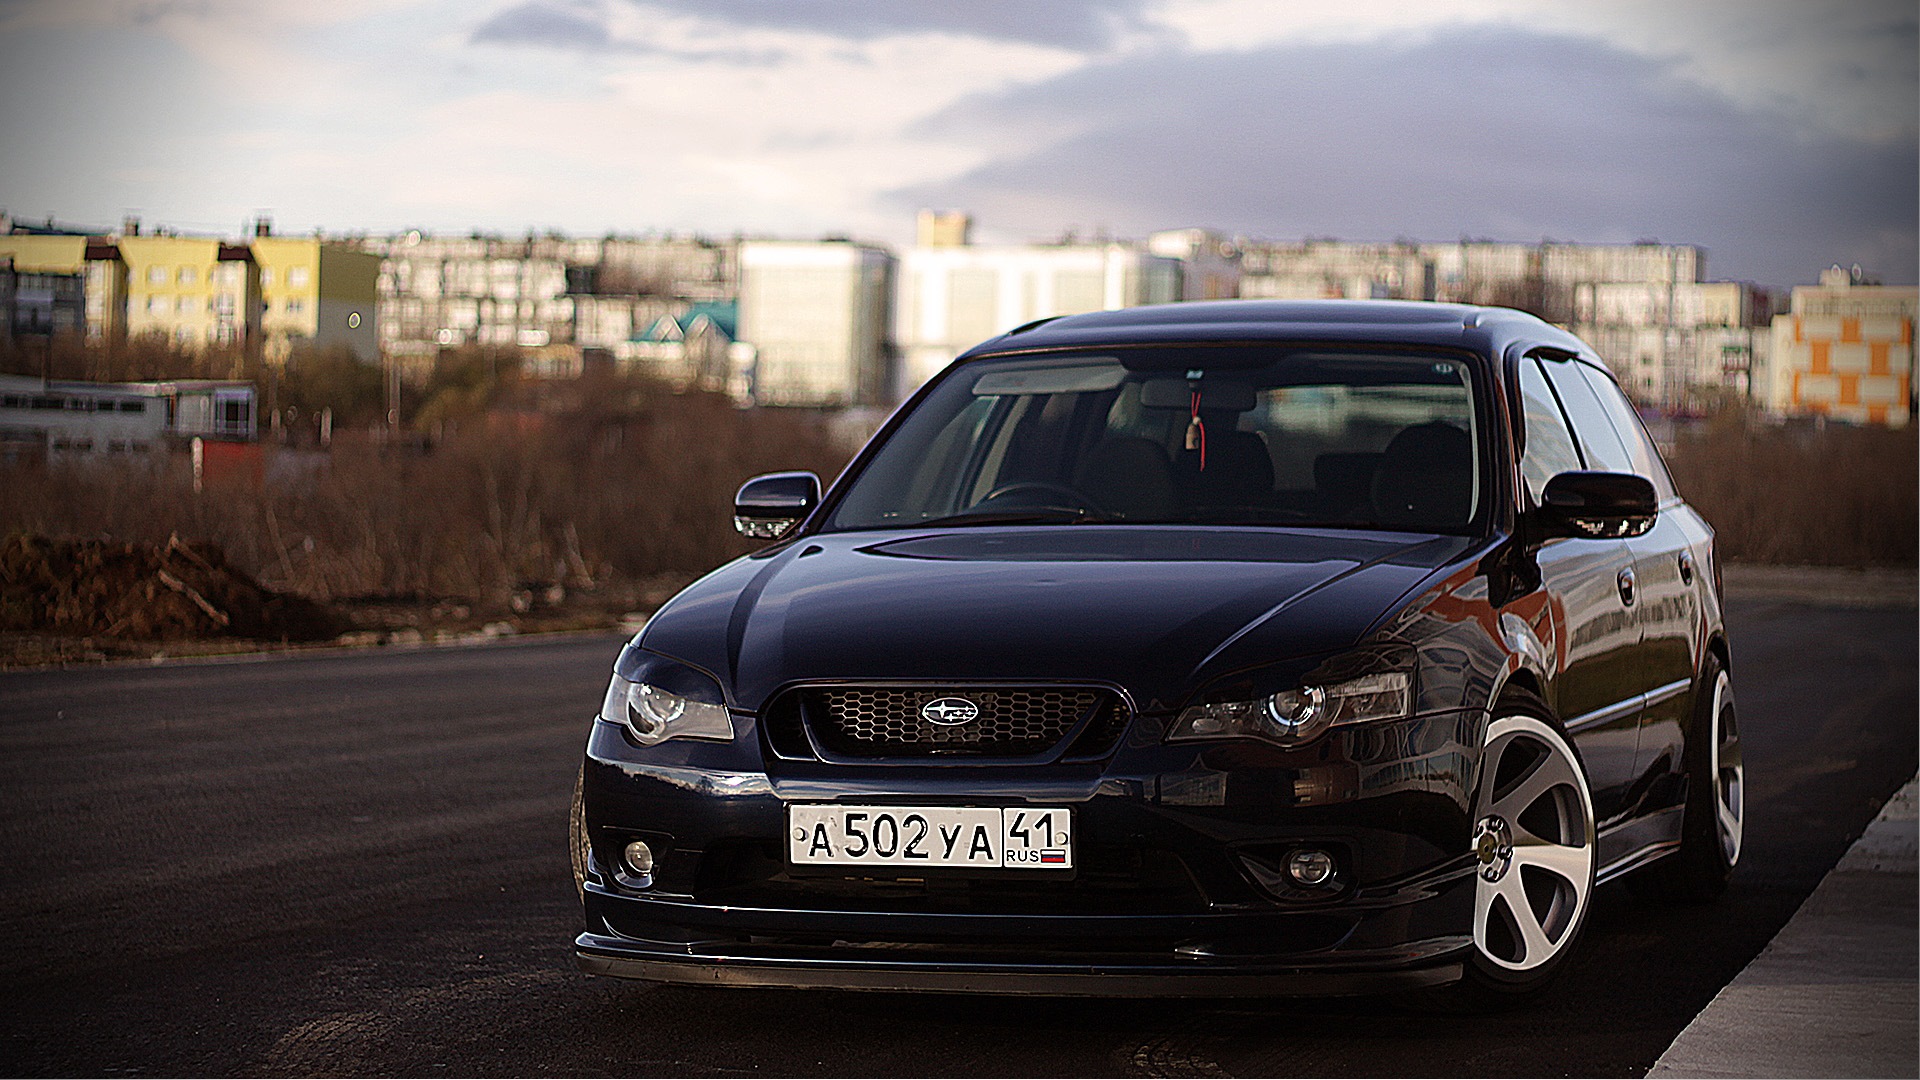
[571,299,1743,1004]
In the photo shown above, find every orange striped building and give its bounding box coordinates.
[1765,266,1916,427]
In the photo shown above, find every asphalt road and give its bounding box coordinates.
[0,595,1912,1078]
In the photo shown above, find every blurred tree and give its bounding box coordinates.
[279,345,386,428]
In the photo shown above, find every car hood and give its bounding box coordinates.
[638,526,1471,715]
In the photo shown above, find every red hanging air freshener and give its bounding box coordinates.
[1185,387,1206,469]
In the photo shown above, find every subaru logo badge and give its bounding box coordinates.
[920,697,980,726]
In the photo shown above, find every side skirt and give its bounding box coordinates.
[1595,804,1685,885]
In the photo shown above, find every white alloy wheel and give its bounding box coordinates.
[1471,715,1596,973]
[1709,671,1743,867]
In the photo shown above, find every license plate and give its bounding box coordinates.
[788,805,1073,870]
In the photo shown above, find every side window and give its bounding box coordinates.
[1539,356,1634,474]
[1575,363,1678,502]
[1517,357,1583,506]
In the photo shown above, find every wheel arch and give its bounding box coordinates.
[1705,631,1732,677]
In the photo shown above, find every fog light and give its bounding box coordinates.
[622,840,655,877]
[1287,848,1336,888]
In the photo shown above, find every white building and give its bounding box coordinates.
[736,240,893,407]
[0,373,255,461]
[1238,240,1433,302]
[1147,228,1242,302]
[1569,280,1768,407]
[370,234,576,363]
[893,241,1180,395]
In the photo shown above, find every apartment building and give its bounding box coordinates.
[0,232,130,344]
[369,233,575,366]
[736,240,893,407]
[1237,239,1432,302]
[252,228,380,362]
[893,238,1179,394]
[1147,228,1242,302]
[115,234,260,353]
[1569,280,1770,407]
[0,257,86,347]
[1762,266,1916,426]
[0,222,374,360]
[367,231,736,381]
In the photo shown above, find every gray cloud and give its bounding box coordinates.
[471,2,613,51]
[893,27,1917,288]
[470,0,786,63]
[621,0,1161,52]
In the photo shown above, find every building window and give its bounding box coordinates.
[147,266,167,284]
[261,268,274,286]
[178,296,195,314]
[287,299,305,314]
[288,266,310,287]
[178,266,196,285]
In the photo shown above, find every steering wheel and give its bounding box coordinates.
[978,481,1103,515]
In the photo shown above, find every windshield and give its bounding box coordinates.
[826,347,1485,533]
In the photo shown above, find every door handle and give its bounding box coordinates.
[1677,550,1695,585]
[1617,566,1637,606]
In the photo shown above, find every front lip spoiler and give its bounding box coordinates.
[575,935,1461,998]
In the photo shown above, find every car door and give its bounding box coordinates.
[1562,361,1700,818]
[1513,352,1643,827]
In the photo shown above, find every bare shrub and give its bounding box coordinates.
[2,375,851,607]
[1666,413,1918,566]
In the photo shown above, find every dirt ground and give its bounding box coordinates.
[0,533,692,668]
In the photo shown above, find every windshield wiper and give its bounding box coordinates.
[914,508,1114,528]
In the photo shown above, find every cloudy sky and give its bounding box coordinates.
[0,0,1912,288]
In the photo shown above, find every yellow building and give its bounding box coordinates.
[1,226,377,361]
[1766,266,1916,426]
[251,235,379,362]
[116,235,259,352]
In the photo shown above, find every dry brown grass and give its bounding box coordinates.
[3,376,851,607]
[1665,413,1917,567]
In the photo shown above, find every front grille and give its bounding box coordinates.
[800,687,1117,759]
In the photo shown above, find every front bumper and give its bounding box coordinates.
[576,706,1485,996]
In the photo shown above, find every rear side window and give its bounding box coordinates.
[1574,363,1677,502]
[1539,357,1634,475]
[1517,358,1583,506]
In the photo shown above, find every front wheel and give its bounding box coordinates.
[570,764,589,906]
[1437,698,1597,1009]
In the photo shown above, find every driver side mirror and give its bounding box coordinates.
[733,471,820,539]
[1536,471,1658,540]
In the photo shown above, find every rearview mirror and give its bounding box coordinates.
[734,472,820,539]
[1537,471,1657,539]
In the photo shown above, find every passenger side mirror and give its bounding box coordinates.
[734,471,820,539]
[1536,471,1658,540]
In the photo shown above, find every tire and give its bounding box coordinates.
[570,763,590,906]
[1634,655,1742,902]
[1428,691,1598,1010]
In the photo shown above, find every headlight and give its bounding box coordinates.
[1168,672,1411,747]
[599,673,734,746]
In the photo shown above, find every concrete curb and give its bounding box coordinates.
[1648,777,1919,1078]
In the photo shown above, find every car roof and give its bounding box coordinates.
[958,299,1599,367]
